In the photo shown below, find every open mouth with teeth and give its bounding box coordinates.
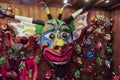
[43,45,74,65]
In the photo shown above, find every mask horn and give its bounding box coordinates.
[63,8,83,24]
[0,6,45,25]
[63,0,96,24]
[58,3,72,20]
[40,2,52,20]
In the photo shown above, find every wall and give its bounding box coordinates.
[111,9,120,74]
[0,3,75,23]
[0,3,110,23]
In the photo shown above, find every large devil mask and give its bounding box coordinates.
[39,19,74,65]
[0,2,89,66]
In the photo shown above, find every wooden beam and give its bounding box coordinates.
[108,2,120,10]
[69,0,78,5]
[94,0,104,6]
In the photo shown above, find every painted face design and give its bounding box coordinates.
[39,19,74,65]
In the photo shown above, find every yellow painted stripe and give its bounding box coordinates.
[59,8,64,14]
[46,8,50,14]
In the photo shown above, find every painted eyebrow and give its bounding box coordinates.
[47,23,56,27]
[61,26,70,31]
[44,27,55,33]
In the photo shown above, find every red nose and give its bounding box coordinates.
[42,42,48,49]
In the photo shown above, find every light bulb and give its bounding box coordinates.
[105,0,110,3]
[64,0,68,4]
[85,0,90,2]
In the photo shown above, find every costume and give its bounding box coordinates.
[1,58,19,80]
[0,2,88,66]
[1,40,37,80]
[19,58,37,80]
[1,57,37,80]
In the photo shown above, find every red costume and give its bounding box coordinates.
[19,58,37,80]
[1,58,19,80]
[1,57,37,80]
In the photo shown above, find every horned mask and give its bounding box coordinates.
[0,2,89,66]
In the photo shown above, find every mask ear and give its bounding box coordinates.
[35,24,43,35]
[72,11,90,41]
[68,22,75,33]
[9,22,44,38]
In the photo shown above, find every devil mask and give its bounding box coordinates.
[0,2,89,66]
[39,19,74,65]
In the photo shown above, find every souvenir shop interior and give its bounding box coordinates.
[0,0,120,80]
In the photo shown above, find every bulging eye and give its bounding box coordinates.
[45,32,55,40]
[61,32,70,39]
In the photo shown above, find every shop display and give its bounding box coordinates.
[0,2,117,80]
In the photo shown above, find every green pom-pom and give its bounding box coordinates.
[35,24,43,34]
[106,46,112,54]
[0,57,6,65]
[74,69,80,78]
[68,22,75,33]
[75,45,82,53]
[96,57,102,65]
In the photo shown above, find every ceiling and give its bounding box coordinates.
[0,0,119,11]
